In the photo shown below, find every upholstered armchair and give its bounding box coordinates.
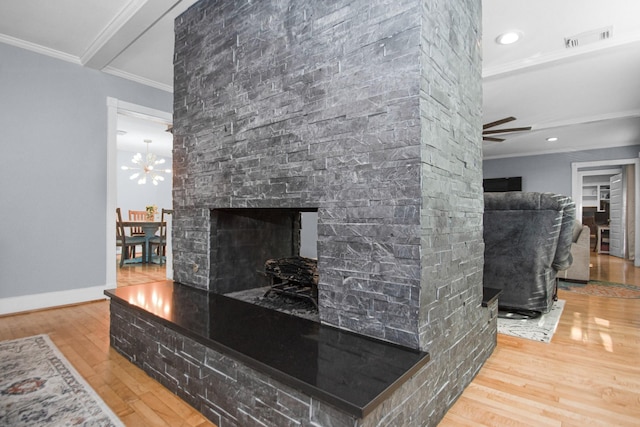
[558,221,591,283]
[483,192,576,315]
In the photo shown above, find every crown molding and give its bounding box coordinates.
[102,66,173,93]
[0,33,81,65]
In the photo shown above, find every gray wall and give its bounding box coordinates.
[0,43,172,300]
[483,145,640,195]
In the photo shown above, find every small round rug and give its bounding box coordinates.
[558,280,640,299]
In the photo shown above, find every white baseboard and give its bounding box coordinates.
[0,285,113,316]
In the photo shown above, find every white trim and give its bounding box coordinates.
[106,98,118,289]
[80,0,147,66]
[532,110,640,132]
[0,33,81,65]
[575,168,622,216]
[113,99,172,123]
[106,97,173,283]
[166,213,174,280]
[484,143,640,161]
[0,286,110,316]
[571,157,640,267]
[102,66,173,93]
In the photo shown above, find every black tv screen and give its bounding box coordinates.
[483,177,522,192]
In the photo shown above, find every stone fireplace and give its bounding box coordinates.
[122,0,496,425]
[172,0,486,349]
[208,208,318,295]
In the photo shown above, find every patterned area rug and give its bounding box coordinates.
[0,334,123,426]
[559,279,640,298]
[497,300,565,343]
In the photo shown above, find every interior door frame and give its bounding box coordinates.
[572,157,640,267]
[106,97,173,287]
[608,172,625,258]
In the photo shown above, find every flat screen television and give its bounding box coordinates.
[483,176,522,192]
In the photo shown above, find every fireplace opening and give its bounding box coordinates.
[211,208,320,320]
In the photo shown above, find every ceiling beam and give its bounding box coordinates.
[81,0,183,70]
[483,34,640,81]
[532,109,640,131]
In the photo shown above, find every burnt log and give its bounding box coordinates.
[264,256,318,286]
[264,256,319,304]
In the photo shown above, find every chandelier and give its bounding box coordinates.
[121,139,171,185]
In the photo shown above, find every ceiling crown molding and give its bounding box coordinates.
[103,66,173,93]
[0,33,81,65]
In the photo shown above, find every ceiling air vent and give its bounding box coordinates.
[565,26,613,48]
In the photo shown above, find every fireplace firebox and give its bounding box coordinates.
[209,208,318,295]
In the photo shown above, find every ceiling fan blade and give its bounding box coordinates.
[482,126,532,135]
[483,136,505,142]
[483,116,516,130]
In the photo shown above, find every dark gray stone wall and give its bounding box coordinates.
[172,0,483,372]
[173,0,427,348]
[414,0,486,418]
[168,0,488,423]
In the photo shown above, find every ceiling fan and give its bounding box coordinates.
[483,117,532,142]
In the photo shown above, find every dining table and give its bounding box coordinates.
[121,221,165,264]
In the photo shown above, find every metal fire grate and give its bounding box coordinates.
[263,256,319,309]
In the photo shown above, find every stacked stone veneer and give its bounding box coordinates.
[110,298,499,427]
[169,0,488,424]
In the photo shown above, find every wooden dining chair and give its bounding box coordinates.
[128,209,147,258]
[149,208,172,266]
[128,210,147,236]
[116,208,147,267]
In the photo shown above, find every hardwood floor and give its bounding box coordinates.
[1,253,638,426]
[0,262,212,427]
[440,252,640,426]
[116,257,168,287]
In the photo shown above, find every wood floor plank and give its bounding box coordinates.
[1,253,637,426]
[129,396,174,427]
[440,253,640,426]
[139,390,201,427]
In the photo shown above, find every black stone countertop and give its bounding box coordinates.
[105,282,430,418]
[482,287,502,307]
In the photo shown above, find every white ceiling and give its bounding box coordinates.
[1,0,639,159]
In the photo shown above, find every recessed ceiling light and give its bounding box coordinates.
[496,31,522,45]
[546,137,558,142]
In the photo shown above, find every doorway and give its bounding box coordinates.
[106,98,173,287]
[572,158,640,267]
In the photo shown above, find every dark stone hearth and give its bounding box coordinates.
[107,283,499,426]
[106,283,431,424]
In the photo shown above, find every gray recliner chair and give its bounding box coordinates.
[483,192,575,316]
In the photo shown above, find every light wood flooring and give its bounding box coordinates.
[440,252,640,426]
[1,253,638,426]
